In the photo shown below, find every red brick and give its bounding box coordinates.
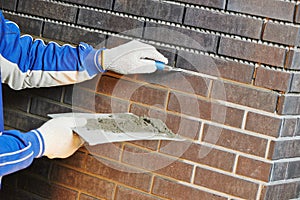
[211,80,278,112]
[160,141,235,172]
[50,165,115,199]
[80,194,100,200]
[115,186,162,200]
[57,151,87,169]
[130,103,201,139]
[168,92,244,128]
[245,112,282,137]
[86,155,152,191]
[219,37,286,67]
[152,177,226,200]
[122,145,193,182]
[194,168,259,199]
[203,124,268,157]
[85,143,122,161]
[95,93,129,113]
[236,156,272,182]
[254,67,292,92]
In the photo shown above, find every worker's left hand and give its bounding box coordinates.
[37,117,86,159]
[101,40,168,74]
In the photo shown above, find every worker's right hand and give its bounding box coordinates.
[101,40,168,74]
[37,117,86,159]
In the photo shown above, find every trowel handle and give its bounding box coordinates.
[155,61,166,71]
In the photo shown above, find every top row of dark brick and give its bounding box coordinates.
[1,0,298,23]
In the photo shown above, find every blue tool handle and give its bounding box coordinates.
[155,61,165,71]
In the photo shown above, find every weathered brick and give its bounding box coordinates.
[290,73,300,93]
[203,124,268,157]
[4,13,43,36]
[184,7,263,39]
[270,139,300,160]
[51,165,115,199]
[86,155,152,191]
[160,141,236,172]
[227,0,295,22]
[295,5,300,24]
[57,151,87,170]
[80,193,99,200]
[261,181,300,200]
[271,162,288,181]
[194,167,259,199]
[236,156,272,182]
[176,50,255,84]
[178,0,225,9]
[168,92,244,128]
[77,9,144,37]
[280,118,299,137]
[263,21,300,46]
[130,104,201,139]
[18,0,78,23]
[114,0,184,23]
[0,0,17,10]
[85,143,122,161]
[287,160,300,179]
[63,0,113,9]
[277,95,300,115]
[245,112,282,137]
[18,174,78,200]
[4,109,45,131]
[152,177,226,200]
[285,49,300,70]
[122,145,193,182]
[144,22,219,53]
[115,186,162,200]
[30,97,71,118]
[211,80,278,112]
[43,22,106,47]
[218,37,286,67]
[254,67,292,92]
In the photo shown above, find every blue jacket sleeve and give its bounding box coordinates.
[0,11,105,90]
[0,130,44,186]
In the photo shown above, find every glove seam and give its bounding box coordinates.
[94,48,107,73]
[31,129,45,158]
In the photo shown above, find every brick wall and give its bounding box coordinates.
[0,0,299,199]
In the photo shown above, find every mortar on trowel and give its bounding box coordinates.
[49,112,184,145]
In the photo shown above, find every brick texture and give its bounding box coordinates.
[0,0,17,10]
[178,0,225,9]
[277,95,300,115]
[184,7,263,39]
[63,0,113,9]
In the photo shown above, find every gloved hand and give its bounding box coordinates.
[37,117,86,159]
[101,40,168,74]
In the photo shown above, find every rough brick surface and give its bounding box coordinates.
[178,0,225,9]
[277,95,300,115]
[115,186,162,200]
[63,0,113,9]
[219,37,286,67]
[114,0,184,23]
[0,0,16,10]
[184,7,263,39]
[270,139,300,160]
[286,49,300,70]
[290,74,300,93]
[18,0,78,23]
[227,0,295,22]
[261,181,300,200]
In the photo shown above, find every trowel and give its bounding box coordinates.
[155,61,183,72]
[48,113,184,146]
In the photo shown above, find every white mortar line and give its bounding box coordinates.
[241,111,248,130]
[232,155,239,174]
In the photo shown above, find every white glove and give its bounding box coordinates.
[37,117,86,159]
[102,40,168,74]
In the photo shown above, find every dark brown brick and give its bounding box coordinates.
[277,95,300,115]
[263,21,300,46]
[51,165,115,199]
[18,0,78,23]
[203,124,268,157]
[18,174,78,200]
[211,80,278,112]
[176,51,255,84]
[160,141,236,172]
[114,0,184,23]
[254,67,292,92]
[184,7,263,39]
[178,0,225,9]
[57,151,87,169]
[152,177,226,200]
[0,0,17,10]
[86,155,152,191]
[144,22,219,53]
[218,37,286,67]
[77,9,144,37]
[80,193,99,200]
[168,92,244,128]
[43,22,107,47]
[194,167,259,199]
[85,143,122,161]
[227,0,295,22]
[245,112,282,137]
[26,157,52,178]
[115,186,162,200]
[122,145,193,182]
[285,49,300,70]
[3,85,30,112]
[236,156,272,182]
